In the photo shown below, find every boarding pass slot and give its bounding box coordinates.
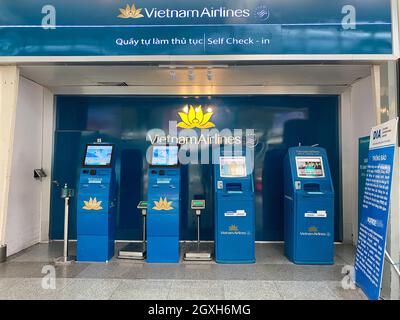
[225,183,242,193]
[303,183,320,193]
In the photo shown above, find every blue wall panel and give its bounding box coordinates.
[0,0,392,56]
[50,95,340,241]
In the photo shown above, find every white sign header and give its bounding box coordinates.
[369,118,398,149]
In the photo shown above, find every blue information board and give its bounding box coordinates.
[358,136,370,226]
[355,119,398,300]
[0,0,393,56]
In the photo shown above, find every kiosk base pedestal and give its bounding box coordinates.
[118,243,146,260]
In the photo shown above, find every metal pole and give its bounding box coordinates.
[385,250,400,277]
[63,197,69,258]
[142,210,146,251]
[54,186,74,265]
[197,212,200,253]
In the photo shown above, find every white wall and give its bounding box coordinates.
[341,75,377,244]
[6,77,46,255]
[40,89,54,243]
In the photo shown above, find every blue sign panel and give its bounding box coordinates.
[0,0,393,56]
[358,136,370,226]
[355,119,398,300]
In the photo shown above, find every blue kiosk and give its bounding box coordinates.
[146,145,181,263]
[77,143,117,262]
[214,150,255,264]
[284,146,334,265]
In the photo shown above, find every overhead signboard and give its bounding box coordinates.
[0,0,394,58]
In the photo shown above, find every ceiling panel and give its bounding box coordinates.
[19,65,371,89]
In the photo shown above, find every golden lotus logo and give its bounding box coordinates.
[153,197,174,211]
[118,4,144,19]
[308,226,318,233]
[83,197,103,211]
[178,105,215,129]
[229,225,239,232]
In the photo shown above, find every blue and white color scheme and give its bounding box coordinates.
[284,147,335,265]
[358,136,370,226]
[355,118,398,300]
[0,0,393,56]
[146,146,181,263]
[214,149,255,264]
[77,143,117,262]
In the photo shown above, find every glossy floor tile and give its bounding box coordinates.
[0,242,366,300]
[110,280,173,300]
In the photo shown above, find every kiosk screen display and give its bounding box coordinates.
[83,145,114,167]
[220,157,247,178]
[151,146,179,166]
[295,156,325,178]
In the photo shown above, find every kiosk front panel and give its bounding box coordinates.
[147,146,181,263]
[214,155,255,264]
[77,144,116,262]
[284,147,334,265]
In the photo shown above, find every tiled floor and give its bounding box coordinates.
[0,242,367,300]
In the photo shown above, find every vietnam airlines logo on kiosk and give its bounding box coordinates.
[82,197,103,211]
[229,225,239,232]
[153,197,174,211]
[308,226,318,233]
[118,4,144,19]
[177,105,216,129]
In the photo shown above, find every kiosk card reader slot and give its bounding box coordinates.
[284,147,334,265]
[303,183,320,193]
[226,183,242,193]
[146,145,181,263]
[77,143,117,262]
[214,154,255,264]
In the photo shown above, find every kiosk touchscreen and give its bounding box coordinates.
[284,147,334,265]
[146,145,181,263]
[77,143,117,262]
[214,153,255,264]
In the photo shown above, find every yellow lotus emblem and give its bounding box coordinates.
[308,226,318,233]
[229,225,239,232]
[178,105,215,129]
[118,4,144,19]
[83,197,103,211]
[153,197,174,211]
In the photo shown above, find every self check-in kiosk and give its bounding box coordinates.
[284,146,334,265]
[77,143,117,262]
[214,151,255,264]
[147,145,181,263]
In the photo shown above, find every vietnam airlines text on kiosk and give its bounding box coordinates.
[214,152,255,264]
[284,147,334,265]
[147,145,181,263]
[77,143,117,262]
